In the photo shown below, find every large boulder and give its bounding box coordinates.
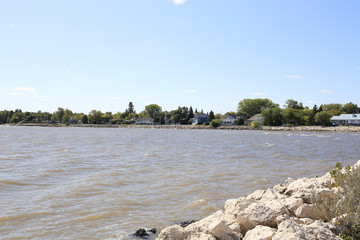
[236,201,289,232]
[224,197,255,217]
[272,220,306,240]
[302,221,341,240]
[243,225,277,240]
[157,210,239,240]
[295,203,317,219]
[272,219,341,240]
[208,220,238,240]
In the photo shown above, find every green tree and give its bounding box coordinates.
[262,107,283,126]
[343,102,358,114]
[128,102,135,114]
[315,111,332,126]
[10,111,24,124]
[54,107,65,123]
[284,99,304,109]
[145,104,162,119]
[88,110,103,124]
[322,103,342,116]
[282,108,305,125]
[237,98,279,118]
[101,112,112,123]
[209,110,215,122]
[63,109,73,123]
[188,106,194,120]
[81,114,89,124]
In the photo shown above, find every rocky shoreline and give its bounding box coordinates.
[155,161,360,240]
[5,123,360,132]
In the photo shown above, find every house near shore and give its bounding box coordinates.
[135,118,154,125]
[221,114,237,126]
[248,114,263,125]
[221,114,248,126]
[331,114,360,126]
[192,113,209,125]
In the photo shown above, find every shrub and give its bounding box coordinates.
[210,119,221,128]
[314,162,360,239]
[235,117,245,125]
[249,121,260,129]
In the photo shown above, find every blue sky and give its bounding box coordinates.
[1,0,360,114]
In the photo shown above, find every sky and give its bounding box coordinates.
[1,0,360,114]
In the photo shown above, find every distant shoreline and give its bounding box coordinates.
[3,123,360,132]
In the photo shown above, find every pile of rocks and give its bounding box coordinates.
[156,161,360,240]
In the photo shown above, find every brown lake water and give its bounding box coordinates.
[0,126,359,239]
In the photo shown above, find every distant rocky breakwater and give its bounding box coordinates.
[156,160,360,240]
[9,123,360,132]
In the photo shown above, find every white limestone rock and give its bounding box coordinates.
[157,210,225,240]
[208,220,238,240]
[295,203,317,219]
[272,220,306,240]
[246,189,266,201]
[243,225,277,240]
[260,188,286,202]
[224,197,255,217]
[302,221,342,240]
[282,196,303,216]
[236,201,288,232]
[272,219,341,240]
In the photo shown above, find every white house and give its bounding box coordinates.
[331,114,360,126]
[221,114,237,126]
[135,118,154,125]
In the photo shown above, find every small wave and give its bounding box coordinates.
[0,211,54,222]
[184,198,208,210]
[255,178,268,185]
[264,142,275,147]
[0,180,29,186]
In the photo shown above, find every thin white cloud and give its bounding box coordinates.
[15,87,36,93]
[64,69,71,72]
[11,92,28,96]
[138,95,147,99]
[9,23,17,28]
[307,100,318,104]
[321,89,332,93]
[357,66,360,70]
[285,75,303,79]
[173,0,187,5]
[36,95,49,100]
[109,97,120,101]
[184,89,196,93]
[251,92,267,96]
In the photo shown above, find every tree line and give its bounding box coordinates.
[0,99,358,126]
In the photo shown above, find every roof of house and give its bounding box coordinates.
[248,114,262,121]
[331,114,360,121]
[225,114,236,119]
[195,113,209,118]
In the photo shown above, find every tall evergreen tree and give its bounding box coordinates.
[188,106,194,120]
[209,110,215,121]
[128,102,135,114]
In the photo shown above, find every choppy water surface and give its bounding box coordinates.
[0,126,359,239]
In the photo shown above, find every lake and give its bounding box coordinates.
[0,126,359,239]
